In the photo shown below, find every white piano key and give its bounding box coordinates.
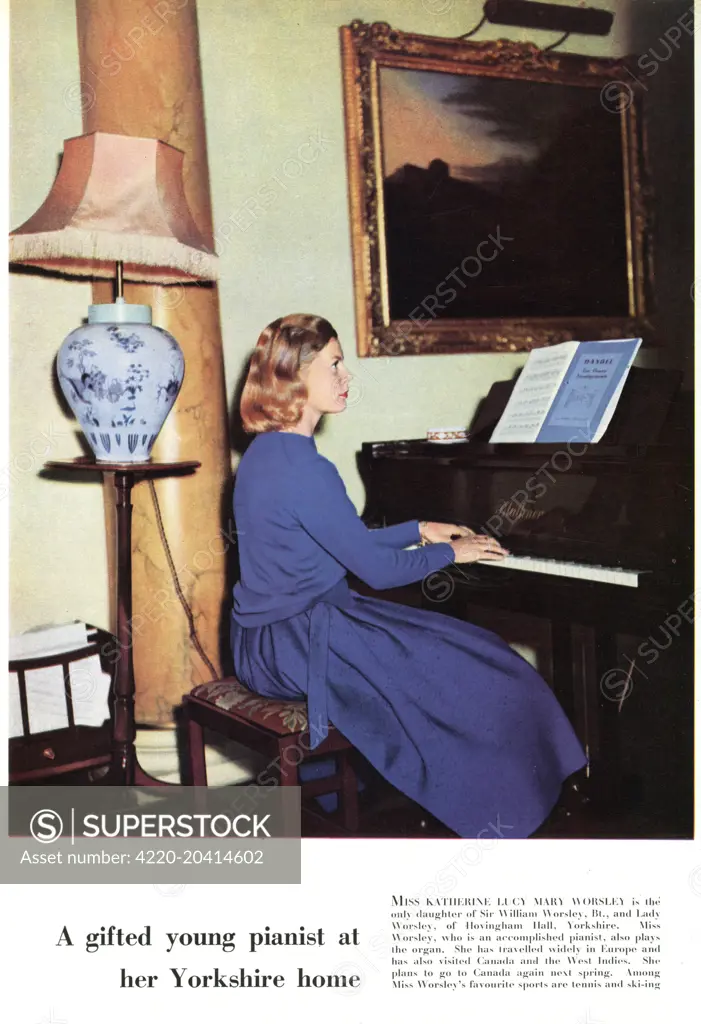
[477,554,640,588]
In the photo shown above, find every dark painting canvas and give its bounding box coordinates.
[379,68,630,321]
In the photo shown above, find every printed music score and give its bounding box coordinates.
[490,338,642,444]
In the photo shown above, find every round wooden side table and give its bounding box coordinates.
[45,457,200,785]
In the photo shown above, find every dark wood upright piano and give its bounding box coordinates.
[358,370,693,836]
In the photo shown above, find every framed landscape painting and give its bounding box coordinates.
[340,21,653,357]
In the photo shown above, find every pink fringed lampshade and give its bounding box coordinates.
[10,131,219,463]
[9,131,218,284]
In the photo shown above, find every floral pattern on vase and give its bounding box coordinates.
[57,322,185,462]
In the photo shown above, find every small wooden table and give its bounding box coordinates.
[45,457,200,785]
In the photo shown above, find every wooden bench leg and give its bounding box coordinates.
[278,737,300,786]
[339,750,359,831]
[186,713,208,786]
[278,738,302,837]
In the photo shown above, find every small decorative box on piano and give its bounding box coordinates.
[427,426,469,443]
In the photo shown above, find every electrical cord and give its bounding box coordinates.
[544,30,571,51]
[458,13,571,49]
[148,478,219,680]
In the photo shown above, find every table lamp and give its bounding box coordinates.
[9,131,219,462]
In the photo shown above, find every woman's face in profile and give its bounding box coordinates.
[303,338,351,416]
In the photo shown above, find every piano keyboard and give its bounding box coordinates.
[477,554,641,588]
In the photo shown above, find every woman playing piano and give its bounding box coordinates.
[230,313,587,837]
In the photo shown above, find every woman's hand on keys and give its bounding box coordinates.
[450,534,509,564]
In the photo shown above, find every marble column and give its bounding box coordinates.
[75,0,230,723]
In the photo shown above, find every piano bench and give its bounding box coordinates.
[182,678,360,832]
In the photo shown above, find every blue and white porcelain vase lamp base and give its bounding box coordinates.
[57,297,185,463]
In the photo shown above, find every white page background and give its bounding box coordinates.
[0,840,699,1023]
[0,9,697,1024]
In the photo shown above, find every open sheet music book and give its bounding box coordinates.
[489,338,642,444]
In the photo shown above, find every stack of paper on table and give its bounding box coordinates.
[9,622,112,738]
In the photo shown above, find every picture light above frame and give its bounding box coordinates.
[340,20,653,357]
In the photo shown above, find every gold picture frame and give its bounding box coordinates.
[340,20,653,357]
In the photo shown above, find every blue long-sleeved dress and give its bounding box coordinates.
[230,431,587,837]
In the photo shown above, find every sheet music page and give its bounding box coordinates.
[23,665,70,734]
[69,655,111,728]
[9,621,89,660]
[590,338,643,441]
[9,629,110,734]
[8,674,24,740]
[489,343,578,442]
[537,338,642,443]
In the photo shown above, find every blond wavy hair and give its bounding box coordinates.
[239,313,337,433]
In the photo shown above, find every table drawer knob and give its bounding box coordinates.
[42,747,56,760]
